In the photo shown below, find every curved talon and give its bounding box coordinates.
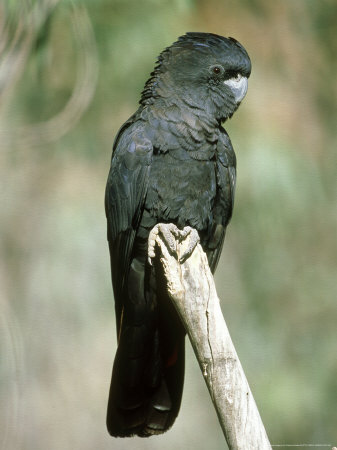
[148,224,200,265]
[179,226,193,238]
[148,225,160,265]
[179,227,200,263]
[148,223,181,265]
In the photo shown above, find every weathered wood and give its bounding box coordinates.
[153,227,272,450]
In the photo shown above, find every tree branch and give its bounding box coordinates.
[153,224,272,450]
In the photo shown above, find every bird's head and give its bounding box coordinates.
[141,32,251,122]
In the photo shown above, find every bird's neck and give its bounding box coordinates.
[139,98,220,160]
[147,95,219,138]
[140,67,231,127]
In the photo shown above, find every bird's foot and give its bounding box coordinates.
[148,224,200,265]
[178,226,200,263]
[148,223,180,265]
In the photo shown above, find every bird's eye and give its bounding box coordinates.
[210,65,224,76]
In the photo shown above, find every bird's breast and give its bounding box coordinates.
[144,152,217,231]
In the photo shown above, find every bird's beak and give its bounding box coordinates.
[224,76,248,104]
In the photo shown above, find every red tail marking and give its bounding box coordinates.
[165,344,178,368]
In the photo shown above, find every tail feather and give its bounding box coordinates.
[107,248,185,437]
[106,334,185,437]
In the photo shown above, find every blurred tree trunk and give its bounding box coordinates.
[0,0,98,147]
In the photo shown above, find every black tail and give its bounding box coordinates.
[106,327,185,437]
[107,251,185,437]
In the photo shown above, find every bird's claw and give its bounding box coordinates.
[148,223,200,265]
[178,226,200,263]
[148,223,179,265]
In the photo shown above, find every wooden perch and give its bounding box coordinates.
[152,225,272,450]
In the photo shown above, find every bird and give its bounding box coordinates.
[105,32,251,437]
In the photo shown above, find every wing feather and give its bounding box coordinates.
[105,119,153,332]
[207,128,236,273]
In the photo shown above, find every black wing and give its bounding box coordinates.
[207,128,236,273]
[105,118,153,334]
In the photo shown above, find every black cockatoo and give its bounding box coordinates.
[105,32,251,437]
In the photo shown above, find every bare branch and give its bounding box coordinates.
[152,224,272,450]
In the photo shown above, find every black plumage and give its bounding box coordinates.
[105,32,251,437]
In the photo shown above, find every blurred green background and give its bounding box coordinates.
[1,1,336,449]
